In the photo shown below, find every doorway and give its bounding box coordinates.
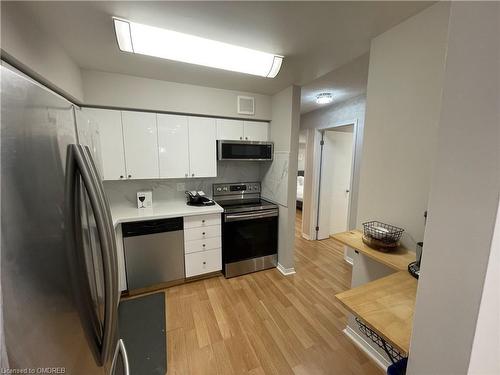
[306,121,358,242]
[317,125,355,239]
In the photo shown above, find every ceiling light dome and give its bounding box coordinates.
[316,93,333,105]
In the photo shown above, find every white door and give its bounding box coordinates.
[188,117,217,178]
[83,108,126,180]
[327,131,354,235]
[243,121,269,141]
[122,111,159,179]
[317,129,354,239]
[157,114,190,178]
[216,119,244,140]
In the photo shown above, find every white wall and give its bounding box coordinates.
[261,85,301,271]
[468,201,500,375]
[1,2,84,102]
[356,2,450,248]
[300,94,366,237]
[297,143,306,171]
[408,2,500,374]
[82,70,272,120]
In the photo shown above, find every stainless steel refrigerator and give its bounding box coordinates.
[1,63,129,374]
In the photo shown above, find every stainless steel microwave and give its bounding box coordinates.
[217,140,274,161]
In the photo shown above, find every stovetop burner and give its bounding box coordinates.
[212,182,278,214]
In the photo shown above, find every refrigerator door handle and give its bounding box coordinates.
[66,144,118,367]
[111,339,130,375]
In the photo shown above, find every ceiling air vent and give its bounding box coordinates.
[237,96,255,115]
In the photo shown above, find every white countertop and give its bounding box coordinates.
[109,198,223,227]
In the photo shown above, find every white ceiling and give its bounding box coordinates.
[300,52,369,113]
[19,1,431,101]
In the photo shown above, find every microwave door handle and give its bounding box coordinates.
[225,210,278,222]
[71,144,118,365]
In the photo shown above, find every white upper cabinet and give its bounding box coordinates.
[76,109,104,179]
[243,121,269,141]
[188,117,217,178]
[157,114,190,179]
[216,119,244,140]
[121,111,159,179]
[83,108,126,180]
[216,119,269,141]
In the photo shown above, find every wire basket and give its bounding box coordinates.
[355,317,404,364]
[363,221,404,244]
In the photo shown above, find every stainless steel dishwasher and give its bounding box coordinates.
[122,217,184,291]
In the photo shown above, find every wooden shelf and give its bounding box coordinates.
[335,271,417,356]
[331,230,415,271]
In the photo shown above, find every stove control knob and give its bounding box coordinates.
[216,187,222,192]
[223,187,228,191]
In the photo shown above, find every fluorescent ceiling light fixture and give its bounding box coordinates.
[316,92,333,104]
[113,18,283,78]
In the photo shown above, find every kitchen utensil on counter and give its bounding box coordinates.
[186,190,215,206]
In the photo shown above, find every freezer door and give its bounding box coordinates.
[0,64,106,373]
[66,144,124,373]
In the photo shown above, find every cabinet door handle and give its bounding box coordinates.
[191,173,195,177]
[120,175,124,179]
[245,137,248,140]
[202,220,205,223]
[202,244,206,247]
[240,136,243,140]
[202,261,206,265]
[202,232,206,235]
[128,174,131,178]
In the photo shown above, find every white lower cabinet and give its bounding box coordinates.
[185,249,222,278]
[184,213,221,229]
[184,214,221,277]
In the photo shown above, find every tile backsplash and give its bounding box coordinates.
[104,161,263,206]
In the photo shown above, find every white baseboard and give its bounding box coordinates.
[343,326,390,371]
[277,263,296,276]
[301,233,311,240]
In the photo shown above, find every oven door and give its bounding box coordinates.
[218,140,273,161]
[222,209,278,266]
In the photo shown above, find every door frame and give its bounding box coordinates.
[307,119,359,240]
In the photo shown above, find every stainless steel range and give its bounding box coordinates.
[213,182,278,278]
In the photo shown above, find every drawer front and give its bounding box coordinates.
[185,248,222,277]
[184,237,221,254]
[184,225,221,241]
[184,213,221,229]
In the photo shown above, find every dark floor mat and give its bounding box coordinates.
[118,292,167,375]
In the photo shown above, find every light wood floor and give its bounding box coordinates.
[165,211,383,375]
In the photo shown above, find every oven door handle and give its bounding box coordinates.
[225,209,278,222]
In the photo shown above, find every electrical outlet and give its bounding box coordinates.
[176,183,186,192]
